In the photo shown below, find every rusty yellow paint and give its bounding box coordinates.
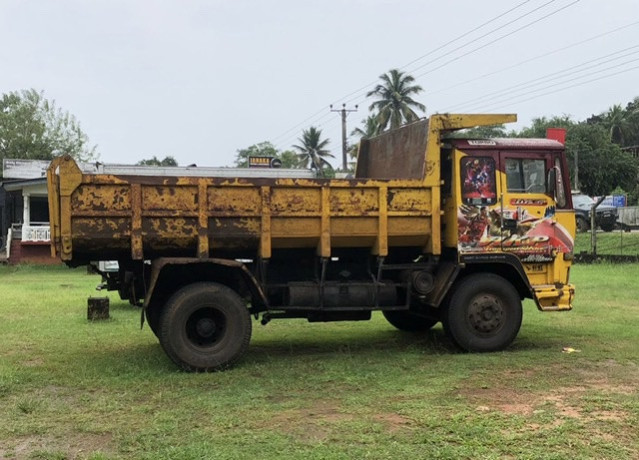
[46,158,62,258]
[259,186,271,259]
[198,179,209,259]
[319,187,331,257]
[373,185,388,256]
[130,184,143,260]
[48,155,83,260]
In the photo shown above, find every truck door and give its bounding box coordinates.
[497,152,573,263]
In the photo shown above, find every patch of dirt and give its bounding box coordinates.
[269,400,413,441]
[270,402,354,442]
[6,432,114,460]
[457,362,636,426]
[21,357,44,367]
[372,413,414,433]
[464,386,634,422]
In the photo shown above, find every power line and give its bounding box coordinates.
[275,113,339,151]
[342,0,565,109]
[444,45,639,112]
[334,0,537,108]
[409,0,581,82]
[405,0,559,77]
[461,57,639,111]
[470,63,639,112]
[270,106,330,144]
[425,19,639,98]
[345,0,581,113]
[271,0,558,145]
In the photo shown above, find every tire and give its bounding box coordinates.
[576,216,589,233]
[442,274,522,352]
[383,309,438,332]
[145,307,160,338]
[158,282,252,372]
[600,222,615,232]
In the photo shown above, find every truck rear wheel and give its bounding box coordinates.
[383,310,438,331]
[443,274,522,352]
[158,282,252,372]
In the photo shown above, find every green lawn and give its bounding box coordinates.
[0,264,637,459]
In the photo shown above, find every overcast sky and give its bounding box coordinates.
[2,0,638,167]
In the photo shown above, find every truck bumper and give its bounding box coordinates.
[533,283,575,311]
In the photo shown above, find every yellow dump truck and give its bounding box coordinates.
[47,114,576,371]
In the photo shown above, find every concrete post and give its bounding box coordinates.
[22,192,30,226]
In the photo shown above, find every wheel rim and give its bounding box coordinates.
[185,307,226,347]
[467,293,504,336]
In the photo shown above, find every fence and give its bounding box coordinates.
[574,208,639,262]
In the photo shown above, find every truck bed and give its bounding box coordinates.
[48,157,437,263]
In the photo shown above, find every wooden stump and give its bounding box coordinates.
[88,297,110,320]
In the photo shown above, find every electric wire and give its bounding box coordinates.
[342,0,580,111]
[270,0,555,147]
[470,63,639,112]
[332,0,537,109]
[425,19,639,98]
[444,45,639,112]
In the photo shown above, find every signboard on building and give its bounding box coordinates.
[597,195,627,207]
[248,156,281,168]
[2,159,51,179]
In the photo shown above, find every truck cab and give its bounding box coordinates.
[442,136,575,311]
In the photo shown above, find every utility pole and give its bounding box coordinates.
[330,104,358,171]
[574,150,579,190]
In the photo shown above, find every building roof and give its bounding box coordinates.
[1,177,47,192]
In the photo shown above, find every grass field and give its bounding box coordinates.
[0,264,637,459]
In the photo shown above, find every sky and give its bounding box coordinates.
[1,0,638,167]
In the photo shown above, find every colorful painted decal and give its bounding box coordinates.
[461,157,497,205]
[510,198,547,206]
[458,204,574,262]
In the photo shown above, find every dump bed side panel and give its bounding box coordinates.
[50,156,436,262]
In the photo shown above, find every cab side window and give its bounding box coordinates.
[505,158,546,193]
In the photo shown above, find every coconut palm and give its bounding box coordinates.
[351,115,382,139]
[293,127,334,173]
[603,104,632,145]
[348,116,381,160]
[366,69,426,132]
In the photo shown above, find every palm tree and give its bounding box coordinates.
[351,115,382,139]
[603,104,632,145]
[366,69,426,132]
[293,127,334,173]
[348,116,381,160]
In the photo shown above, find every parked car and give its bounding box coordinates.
[572,192,617,232]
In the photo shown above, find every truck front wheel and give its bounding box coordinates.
[158,282,252,372]
[443,274,522,352]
